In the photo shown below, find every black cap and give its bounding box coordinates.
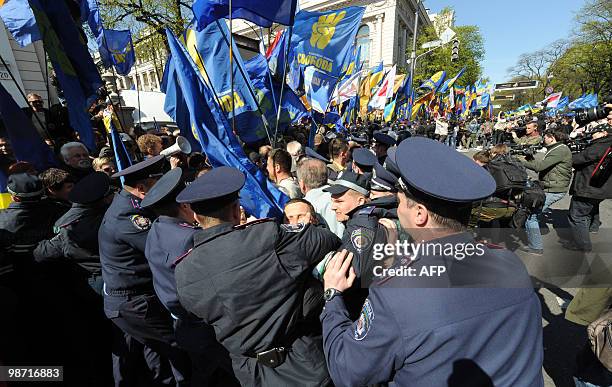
[305,147,330,163]
[141,168,185,208]
[371,163,398,192]
[7,173,44,198]
[323,170,370,196]
[352,148,377,168]
[396,138,495,203]
[68,172,112,204]
[176,166,245,204]
[112,155,165,182]
[373,132,396,147]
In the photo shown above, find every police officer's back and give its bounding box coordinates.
[321,138,544,386]
[175,167,341,386]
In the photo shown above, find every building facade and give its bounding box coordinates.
[233,0,431,70]
[1,24,56,108]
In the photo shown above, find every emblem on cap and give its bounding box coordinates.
[130,215,151,231]
[354,298,374,341]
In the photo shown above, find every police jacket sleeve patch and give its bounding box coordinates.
[351,228,374,253]
[354,298,374,341]
[130,215,151,231]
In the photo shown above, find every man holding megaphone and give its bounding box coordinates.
[137,134,192,169]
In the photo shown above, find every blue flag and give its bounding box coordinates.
[80,0,103,45]
[236,54,307,143]
[29,0,103,151]
[99,29,136,76]
[438,67,465,94]
[0,81,57,172]
[183,21,258,119]
[289,6,365,79]
[161,57,202,153]
[166,28,288,219]
[419,71,446,92]
[193,0,297,29]
[0,0,40,47]
[303,66,336,113]
[102,112,132,172]
[267,29,287,79]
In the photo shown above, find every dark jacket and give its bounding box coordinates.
[570,136,612,199]
[33,203,107,275]
[521,142,573,192]
[175,220,340,387]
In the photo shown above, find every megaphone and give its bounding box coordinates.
[161,136,192,157]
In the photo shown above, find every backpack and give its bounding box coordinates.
[510,181,546,229]
[487,154,528,197]
[587,309,612,372]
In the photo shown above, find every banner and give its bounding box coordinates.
[419,70,446,92]
[288,6,365,79]
[193,0,297,29]
[333,69,363,104]
[438,67,465,94]
[303,66,336,113]
[0,0,40,47]
[369,65,396,110]
[166,28,288,219]
[100,29,136,76]
[29,0,103,151]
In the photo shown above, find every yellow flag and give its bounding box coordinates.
[359,74,371,117]
[393,74,407,95]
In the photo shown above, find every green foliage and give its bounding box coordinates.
[411,10,485,91]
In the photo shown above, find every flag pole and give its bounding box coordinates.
[229,0,236,135]
[273,25,293,147]
[260,26,278,114]
[130,35,142,127]
[0,54,51,141]
[42,47,51,136]
[214,20,274,143]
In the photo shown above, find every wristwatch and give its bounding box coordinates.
[323,288,342,302]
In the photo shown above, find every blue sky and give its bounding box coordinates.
[424,0,586,84]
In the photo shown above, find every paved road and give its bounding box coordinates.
[462,147,612,386]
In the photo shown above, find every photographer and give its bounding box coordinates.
[512,117,542,146]
[519,129,573,254]
[565,119,612,252]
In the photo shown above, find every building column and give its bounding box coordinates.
[377,14,384,64]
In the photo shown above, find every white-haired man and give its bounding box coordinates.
[60,142,93,181]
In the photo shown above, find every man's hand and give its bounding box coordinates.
[169,155,182,169]
[323,249,355,292]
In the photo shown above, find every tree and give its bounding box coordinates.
[410,8,485,91]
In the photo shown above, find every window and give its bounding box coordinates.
[355,25,370,69]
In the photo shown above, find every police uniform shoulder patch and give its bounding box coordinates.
[280,223,306,233]
[351,228,374,252]
[357,206,376,216]
[130,215,151,231]
[354,298,374,341]
[178,222,199,229]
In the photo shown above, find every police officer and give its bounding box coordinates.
[34,171,114,295]
[98,155,190,386]
[323,171,398,317]
[372,132,396,165]
[33,171,115,384]
[351,148,377,175]
[140,168,238,386]
[174,167,341,386]
[321,137,544,386]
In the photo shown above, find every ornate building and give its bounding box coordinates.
[232,0,431,70]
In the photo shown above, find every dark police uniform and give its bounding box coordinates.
[98,156,189,386]
[141,168,237,386]
[321,137,544,386]
[351,148,377,175]
[34,172,113,295]
[174,166,341,387]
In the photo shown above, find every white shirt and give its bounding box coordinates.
[304,186,345,238]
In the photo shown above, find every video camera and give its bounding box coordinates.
[575,95,612,126]
[509,144,540,157]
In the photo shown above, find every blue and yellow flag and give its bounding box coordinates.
[193,0,297,29]
[438,67,465,94]
[236,54,307,143]
[303,66,336,113]
[80,0,103,48]
[166,28,288,219]
[0,0,40,47]
[383,99,396,123]
[100,29,136,76]
[161,57,202,152]
[419,71,446,92]
[183,20,258,119]
[289,6,365,79]
[29,0,103,151]
[342,45,361,78]
[369,61,384,91]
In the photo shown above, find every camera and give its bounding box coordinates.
[509,144,539,157]
[575,95,612,126]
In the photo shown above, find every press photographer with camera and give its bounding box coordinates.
[511,117,542,147]
[564,107,612,252]
[518,129,573,255]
